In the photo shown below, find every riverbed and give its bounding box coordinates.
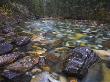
[24,19,110,82]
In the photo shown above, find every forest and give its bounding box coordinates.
[0,0,110,22]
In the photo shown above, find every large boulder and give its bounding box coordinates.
[62,47,100,79]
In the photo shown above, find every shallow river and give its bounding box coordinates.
[24,19,110,82]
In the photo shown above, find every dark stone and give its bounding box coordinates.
[2,26,13,34]
[0,43,13,55]
[1,71,31,82]
[63,47,100,79]
[1,70,22,79]
[5,32,15,37]
[0,52,22,66]
[84,36,96,44]
[35,15,41,19]
[38,56,46,67]
[12,74,31,82]
[6,56,38,72]
[105,61,110,68]
[0,37,5,43]
[13,36,31,46]
[0,76,12,82]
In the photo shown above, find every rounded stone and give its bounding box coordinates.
[0,43,13,55]
[62,47,100,79]
[2,26,13,34]
[13,36,31,46]
[0,37,5,43]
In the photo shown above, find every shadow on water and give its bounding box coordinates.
[1,74,31,82]
[82,63,103,82]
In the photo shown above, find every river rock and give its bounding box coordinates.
[0,37,5,43]
[2,26,13,34]
[1,70,22,79]
[62,47,100,79]
[13,36,31,46]
[2,71,31,82]
[0,43,13,55]
[0,52,22,66]
[6,56,39,72]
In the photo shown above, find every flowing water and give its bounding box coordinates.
[24,19,110,82]
[25,19,110,49]
[1,19,110,82]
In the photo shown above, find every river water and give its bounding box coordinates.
[23,19,110,82]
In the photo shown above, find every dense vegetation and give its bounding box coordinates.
[0,0,110,22]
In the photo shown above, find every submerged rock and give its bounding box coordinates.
[31,72,60,82]
[82,64,103,82]
[0,37,5,43]
[13,36,31,46]
[1,70,22,79]
[38,56,46,67]
[0,43,13,55]
[2,26,13,34]
[6,56,39,72]
[12,74,31,82]
[0,52,22,66]
[63,47,100,79]
[105,61,110,68]
[102,39,110,49]
[2,71,31,82]
[31,66,42,74]
[73,33,87,40]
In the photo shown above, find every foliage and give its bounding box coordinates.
[0,4,13,16]
[0,0,110,21]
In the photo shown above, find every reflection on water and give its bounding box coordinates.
[25,19,110,49]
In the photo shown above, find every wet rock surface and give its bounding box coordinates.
[6,56,39,72]
[0,21,34,81]
[63,47,100,79]
[2,72,31,82]
[30,72,61,82]
[13,36,31,46]
[0,52,22,66]
[1,70,22,79]
[1,26,14,34]
[0,43,13,55]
